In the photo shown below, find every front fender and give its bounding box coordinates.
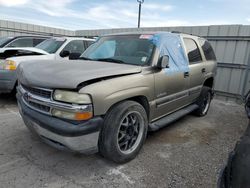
[79,73,155,116]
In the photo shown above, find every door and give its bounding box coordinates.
[183,38,205,103]
[153,68,189,120]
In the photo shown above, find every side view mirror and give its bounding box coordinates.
[156,55,169,69]
[69,52,81,60]
[60,50,70,57]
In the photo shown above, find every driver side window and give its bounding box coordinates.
[62,40,85,54]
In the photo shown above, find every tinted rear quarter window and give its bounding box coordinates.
[183,38,202,64]
[6,38,33,47]
[199,39,216,61]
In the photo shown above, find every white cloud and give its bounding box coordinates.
[247,18,250,22]
[29,0,76,17]
[0,0,29,7]
[143,3,173,11]
[0,0,188,29]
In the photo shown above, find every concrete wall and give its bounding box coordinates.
[77,25,250,102]
[0,20,74,37]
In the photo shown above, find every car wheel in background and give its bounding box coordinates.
[194,86,212,117]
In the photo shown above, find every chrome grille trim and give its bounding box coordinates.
[18,85,92,116]
[21,85,53,99]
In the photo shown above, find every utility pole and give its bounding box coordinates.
[137,0,144,28]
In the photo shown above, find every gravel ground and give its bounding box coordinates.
[0,94,248,188]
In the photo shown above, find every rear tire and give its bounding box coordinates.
[193,86,212,117]
[99,100,148,163]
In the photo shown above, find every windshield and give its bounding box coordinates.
[0,37,13,47]
[35,38,66,54]
[81,35,155,66]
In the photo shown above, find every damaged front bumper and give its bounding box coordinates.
[17,85,103,154]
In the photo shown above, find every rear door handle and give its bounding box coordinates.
[184,72,189,78]
[201,68,206,73]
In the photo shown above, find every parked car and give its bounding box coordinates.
[0,47,50,60]
[16,32,217,163]
[218,90,250,188]
[0,35,48,49]
[0,37,95,93]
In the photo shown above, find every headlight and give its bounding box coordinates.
[3,60,17,70]
[53,90,92,104]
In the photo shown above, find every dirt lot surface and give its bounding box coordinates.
[0,94,248,188]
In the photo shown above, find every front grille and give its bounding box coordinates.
[19,85,90,118]
[20,85,52,114]
[22,85,52,99]
[27,101,50,113]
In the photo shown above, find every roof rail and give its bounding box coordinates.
[171,31,193,35]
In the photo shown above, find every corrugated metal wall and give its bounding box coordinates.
[0,20,74,37]
[77,25,250,102]
[1,19,249,102]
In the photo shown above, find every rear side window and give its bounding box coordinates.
[183,38,202,64]
[199,39,216,61]
[6,38,33,47]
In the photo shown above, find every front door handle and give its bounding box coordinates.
[201,68,206,73]
[184,72,189,78]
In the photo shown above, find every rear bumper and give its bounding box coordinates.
[17,94,103,153]
[0,70,16,93]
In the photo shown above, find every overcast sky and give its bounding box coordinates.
[0,0,249,30]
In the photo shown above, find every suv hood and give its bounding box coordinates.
[17,60,142,89]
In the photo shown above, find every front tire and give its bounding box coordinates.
[99,100,148,163]
[194,86,212,117]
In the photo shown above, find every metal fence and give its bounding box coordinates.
[76,25,250,102]
[1,19,249,102]
[0,20,74,37]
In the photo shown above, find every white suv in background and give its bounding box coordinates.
[0,37,95,93]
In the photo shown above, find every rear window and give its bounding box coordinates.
[199,39,216,61]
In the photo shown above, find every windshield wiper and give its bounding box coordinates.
[94,58,125,64]
[78,56,93,60]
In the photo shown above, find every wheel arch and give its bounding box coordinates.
[203,77,214,88]
[103,95,150,119]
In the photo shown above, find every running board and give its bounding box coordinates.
[149,104,199,131]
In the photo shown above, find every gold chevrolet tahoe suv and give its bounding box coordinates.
[17,32,217,163]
